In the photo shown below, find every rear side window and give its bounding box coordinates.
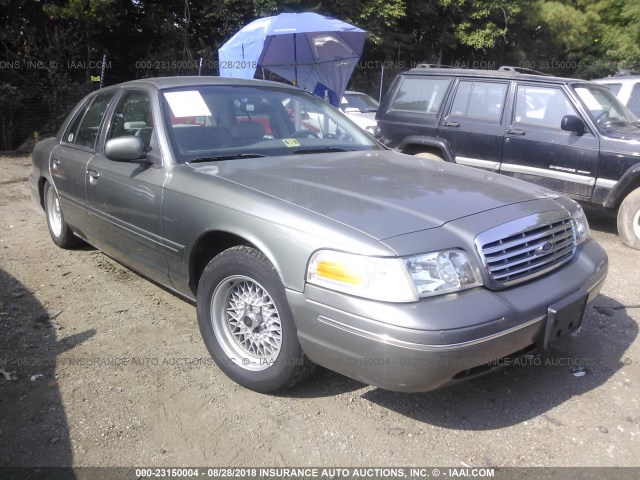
[449,80,508,121]
[64,91,115,149]
[514,85,577,129]
[628,83,640,117]
[388,77,451,114]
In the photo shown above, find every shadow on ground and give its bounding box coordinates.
[0,267,94,468]
[584,206,618,235]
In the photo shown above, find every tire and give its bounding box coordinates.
[413,152,444,161]
[44,181,80,249]
[196,246,315,393]
[617,187,640,250]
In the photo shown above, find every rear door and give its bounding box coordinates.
[500,83,599,198]
[50,91,116,232]
[378,75,453,148]
[437,79,510,171]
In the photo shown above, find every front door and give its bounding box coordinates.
[85,89,169,283]
[500,83,600,199]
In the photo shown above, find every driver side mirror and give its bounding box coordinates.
[561,115,586,134]
[105,136,146,162]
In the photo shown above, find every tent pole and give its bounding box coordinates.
[379,66,385,102]
[294,33,298,86]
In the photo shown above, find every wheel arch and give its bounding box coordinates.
[37,176,47,209]
[604,163,640,209]
[397,135,455,162]
[188,230,282,295]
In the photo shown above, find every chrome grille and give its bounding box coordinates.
[475,211,576,287]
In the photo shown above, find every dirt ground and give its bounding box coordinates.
[1,155,639,469]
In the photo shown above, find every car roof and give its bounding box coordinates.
[105,76,299,91]
[403,65,584,85]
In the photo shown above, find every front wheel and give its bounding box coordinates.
[617,187,640,250]
[44,181,80,249]
[196,246,315,392]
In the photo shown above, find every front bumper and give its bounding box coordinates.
[288,238,608,392]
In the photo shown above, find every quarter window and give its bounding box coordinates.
[388,77,451,114]
[449,81,508,121]
[514,85,577,129]
[71,92,115,148]
[107,90,154,149]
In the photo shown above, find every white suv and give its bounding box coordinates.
[593,74,640,117]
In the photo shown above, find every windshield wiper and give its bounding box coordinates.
[292,146,352,154]
[189,153,266,163]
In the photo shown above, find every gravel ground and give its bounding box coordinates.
[0,155,639,469]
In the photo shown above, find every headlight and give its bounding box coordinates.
[306,249,483,302]
[307,250,417,302]
[404,250,483,297]
[569,204,590,244]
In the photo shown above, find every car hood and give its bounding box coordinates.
[190,151,557,240]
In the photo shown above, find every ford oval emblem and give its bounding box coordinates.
[535,241,553,256]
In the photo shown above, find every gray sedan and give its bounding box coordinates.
[30,76,608,393]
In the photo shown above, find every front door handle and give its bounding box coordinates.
[506,128,525,136]
[443,121,460,127]
[86,169,100,185]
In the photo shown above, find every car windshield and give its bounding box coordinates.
[572,83,638,128]
[161,85,380,163]
[341,93,379,113]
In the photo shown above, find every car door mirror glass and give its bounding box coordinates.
[561,115,586,134]
[105,136,145,161]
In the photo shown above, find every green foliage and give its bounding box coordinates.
[445,0,521,50]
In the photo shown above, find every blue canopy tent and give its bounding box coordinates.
[218,12,365,106]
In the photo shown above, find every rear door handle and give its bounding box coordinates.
[443,121,460,127]
[506,128,525,136]
[86,169,100,179]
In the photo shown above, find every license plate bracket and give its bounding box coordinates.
[540,290,588,349]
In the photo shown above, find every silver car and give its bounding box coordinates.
[30,77,608,393]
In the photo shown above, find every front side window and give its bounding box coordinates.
[161,85,379,163]
[388,77,451,114]
[72,91,115,149]
[449,80,508,121]
[573,83,637,128]
[514,85,577,129]
[107,90,154,149]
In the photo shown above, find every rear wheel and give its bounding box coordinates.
[44,181,80,249]
[196,246,315,392]
[617,187,640,250]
